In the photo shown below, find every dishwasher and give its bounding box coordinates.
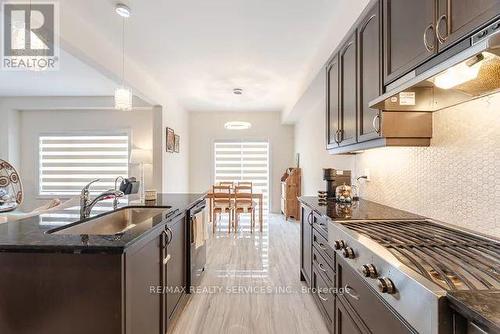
[187,199,207,291]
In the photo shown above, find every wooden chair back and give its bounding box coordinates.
[234,185,253,208]
[237,181,253,188]
[219,181,234,187]
[213,185,232,207]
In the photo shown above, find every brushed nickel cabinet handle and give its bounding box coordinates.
[319,243,328,251]
[345,285,360,301]
[318,291,329,302]
[436,14,448,44]
[163,254,171,265]
[423,24,435,52]
[318,263,327,272]
[372,114,381,134]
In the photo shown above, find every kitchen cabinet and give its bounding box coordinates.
[126,229,162,334]
[436,0,500,51]
[164,213,186,326]
[300,204,313,285]
[326,55,340,149]
[339,32,358,147]
[335,299,367,334]
[312,266,335,331]
[383,0,437,85]
[357,1,382,142]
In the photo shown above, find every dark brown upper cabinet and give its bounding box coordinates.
[326,55,340,149]
[339,31,358,147]
[383,0,437,85]
[436,0,500,51]
[357,1,383,142]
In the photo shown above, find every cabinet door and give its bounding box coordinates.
[165,215,186,324]
[358,1,382,142]
[326,55,340,149]
[436,0,500,51]
[335,299,366,334]
[383,0,437,84]
[300,205,313,285]
[126,232,162,334]
[339,31,358,146]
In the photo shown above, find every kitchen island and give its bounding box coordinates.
[0,193,206,334]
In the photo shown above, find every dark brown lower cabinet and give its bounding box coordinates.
[300,204,313,285]
[312,265,335,332]
[335,298,367,334]
[164,213,186,327]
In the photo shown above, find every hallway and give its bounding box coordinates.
[171,214,329,334]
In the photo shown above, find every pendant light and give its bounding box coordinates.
[114,4,132,111]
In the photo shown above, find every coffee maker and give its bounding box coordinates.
[323,168,351,200]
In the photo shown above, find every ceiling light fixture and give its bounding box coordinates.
[224,121,252,130]
[115,3,131,18]
[233,88,243,95]
[114,4,132,111]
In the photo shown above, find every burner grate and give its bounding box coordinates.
[342,220,500,291]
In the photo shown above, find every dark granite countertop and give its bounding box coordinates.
[448,291,500,332]
[0,193,205,254]
[299,196,424,221]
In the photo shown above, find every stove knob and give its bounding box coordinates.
[377,277,396,294]
[361,264,378,278]
[342,247,355,259]
[334,240,346,250]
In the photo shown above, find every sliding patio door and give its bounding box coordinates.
[214,141,270,214]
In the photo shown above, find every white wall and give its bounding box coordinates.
[19,108,156,210]
[188,111,294,213]
[293,71,354,196]
[354,93,500,237]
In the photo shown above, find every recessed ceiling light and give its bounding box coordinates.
[224,121,251,130]
[115,3,131,18]
[233,88,243,95]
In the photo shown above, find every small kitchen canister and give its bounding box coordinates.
[145,190,158,202]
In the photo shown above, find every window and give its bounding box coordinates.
[39,134,129,196]
[214,141,270,213]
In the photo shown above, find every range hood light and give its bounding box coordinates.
[434,57,483,90]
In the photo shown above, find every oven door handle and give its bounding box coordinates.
[345,285,360,301]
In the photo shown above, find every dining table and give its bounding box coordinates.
[205,190,264,232]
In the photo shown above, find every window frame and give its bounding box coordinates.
[37,130,132,199]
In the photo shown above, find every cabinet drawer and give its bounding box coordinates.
[336,257,413,334]
[313,213,329,237]
[312,265,335,329]
[313,227,335,265]
[312,246,335,285]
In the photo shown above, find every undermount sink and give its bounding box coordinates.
[49,208,167,235]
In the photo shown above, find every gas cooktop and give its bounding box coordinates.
[340,220,500,291]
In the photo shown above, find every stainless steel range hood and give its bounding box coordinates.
[370,20,500,112]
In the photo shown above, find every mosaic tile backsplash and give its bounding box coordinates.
[354,93,500,237]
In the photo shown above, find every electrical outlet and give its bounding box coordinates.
[364,168,371,182]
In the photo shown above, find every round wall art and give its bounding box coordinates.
[0,159,23,212]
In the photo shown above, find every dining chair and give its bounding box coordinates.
[237,181,253,187]
[212,185,233,233]
[233,185,256,232]
[219,181,234,187]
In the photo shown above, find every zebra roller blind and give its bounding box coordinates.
[39,134,129,196]
[214,141,270,213]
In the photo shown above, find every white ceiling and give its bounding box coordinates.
[0,48,118,97]
[0,0,369,113]
[58,0,365,113]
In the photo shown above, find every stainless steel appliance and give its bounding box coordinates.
[371,17,500,112]
[329,219,500,334]
[188,200,207,290]
[323,169,351,200]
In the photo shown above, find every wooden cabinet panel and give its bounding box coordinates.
[326,55,340,149]
[300,205,313,285]
[339,32,358,146]
[358,1,382,142]
[383,0,437,84]
[312,266,335,330]
[165,215,186,324]
[436,0,500,51]
[335,299,367,334]
[126,231,162,334]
